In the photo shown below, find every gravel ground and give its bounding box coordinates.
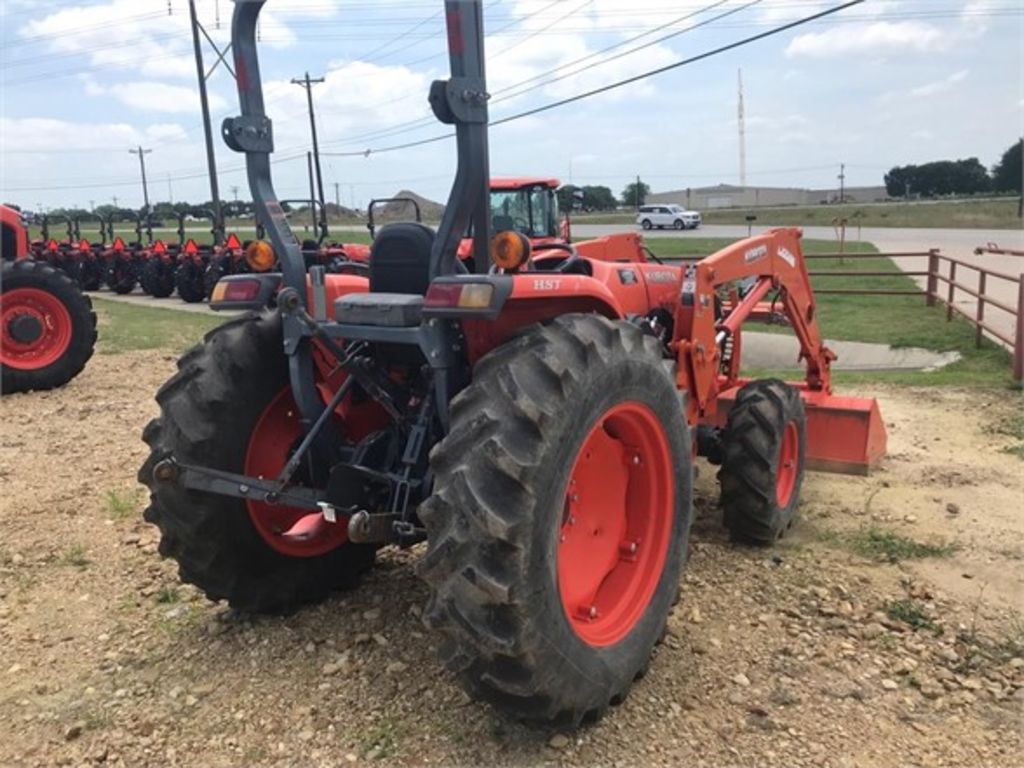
[1,350,1022,767]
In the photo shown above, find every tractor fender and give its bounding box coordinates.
[458,274,624,363]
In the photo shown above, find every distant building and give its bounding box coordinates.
[647,184,888,210]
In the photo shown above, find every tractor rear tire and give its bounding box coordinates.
[141,259,175,298]
[418,314,692,725]
[1,259,96,394]
[138,311,376,614]
[78,259,103,292]
[174,261,206,303]
[106,256,136,294]
[718,379,806,544]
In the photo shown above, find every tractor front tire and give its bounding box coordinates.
[138,312,376,614]
[718,379,806,544]
[419,314,692,725]
[1,259,96,394]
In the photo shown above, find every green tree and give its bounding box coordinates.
[556,184,580,212]
[620,179,650,208]
[582,185,617,210]
[992,138,1022,193]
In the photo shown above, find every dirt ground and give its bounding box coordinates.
[1,351,1022,768]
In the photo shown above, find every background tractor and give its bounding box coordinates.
[1,204,97,393]
[140,0,885,726]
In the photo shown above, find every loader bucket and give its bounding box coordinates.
[716,385,886,476]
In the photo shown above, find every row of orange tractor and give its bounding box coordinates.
[23,208,372,303]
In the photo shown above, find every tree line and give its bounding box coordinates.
[885,139,1022,198]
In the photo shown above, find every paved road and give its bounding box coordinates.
[574,224,1024,347]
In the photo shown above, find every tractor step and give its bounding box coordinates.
[715,384,886,476]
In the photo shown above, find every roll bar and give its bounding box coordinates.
[224,0,492,293]
[367,197,422,239]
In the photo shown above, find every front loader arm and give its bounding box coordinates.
[673,228,836,418]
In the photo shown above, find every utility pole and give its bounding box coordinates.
[231,185,239,202]
[167,174,173,203]
[89,200,95,213]
[738,69,747,188]
[188,0,229,244]
[838,162,846,203]
[129,146,152,215]
[112,195,118,208]
[307,152,318,232]
[334,182,340,211]
[292,72,327,221]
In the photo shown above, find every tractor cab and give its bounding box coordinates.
[487,177,560,243]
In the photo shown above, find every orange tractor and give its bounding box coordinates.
[1,204,97,393]
[140,0,885,725]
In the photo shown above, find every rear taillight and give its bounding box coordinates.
[211,277,262,304]
[424,282,494,309]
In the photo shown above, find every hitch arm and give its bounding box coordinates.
[152,458,326,511]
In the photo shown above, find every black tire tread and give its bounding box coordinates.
[718,378,806,544]
[138,311,375,613]
[418,314,689,725]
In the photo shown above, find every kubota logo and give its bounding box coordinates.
[744,245,768,264]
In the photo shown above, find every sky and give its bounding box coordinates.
[1,0,1021,212]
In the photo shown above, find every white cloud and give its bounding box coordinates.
[785,21,945,58]
[0,116,186,150]
[910,69,968,98]
[109,82,226,114]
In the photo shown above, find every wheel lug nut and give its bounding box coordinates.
[588,605,598,619]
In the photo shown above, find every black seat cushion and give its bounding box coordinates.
[370,222,435,295]
[335,293,423,327]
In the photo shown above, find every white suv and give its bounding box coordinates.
[636,204,701,230]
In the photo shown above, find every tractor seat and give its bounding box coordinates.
[334,222,434,327]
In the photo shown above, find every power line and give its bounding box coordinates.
[323,0,864,159]
[314,0,744,152]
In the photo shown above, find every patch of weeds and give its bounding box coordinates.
[105,488,141,520]
[991,614,1024,661]
[885,599,941,633]
[985,411,1024,460]
[359,719,400,760]
[845,526,957,562]
[155,586,180,604]
[60,543,90,569]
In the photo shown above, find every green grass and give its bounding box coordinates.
[156,586,180,604]
[93,297,224,355]
[985,410,1024,459]
[644,237,876,260]
[60,543,90,569]
[885,598,941,633]
[105,488,141,520]
[823,525,958,563]
[701,198,1021,230]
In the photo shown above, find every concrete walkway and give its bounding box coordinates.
[741,332,961,372]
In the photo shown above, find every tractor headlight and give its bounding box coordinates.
[490,230,531,271]
[244,240,275,272]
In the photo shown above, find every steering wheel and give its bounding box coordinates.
[531,241,583,273]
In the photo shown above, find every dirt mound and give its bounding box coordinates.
[374,190,444,222]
